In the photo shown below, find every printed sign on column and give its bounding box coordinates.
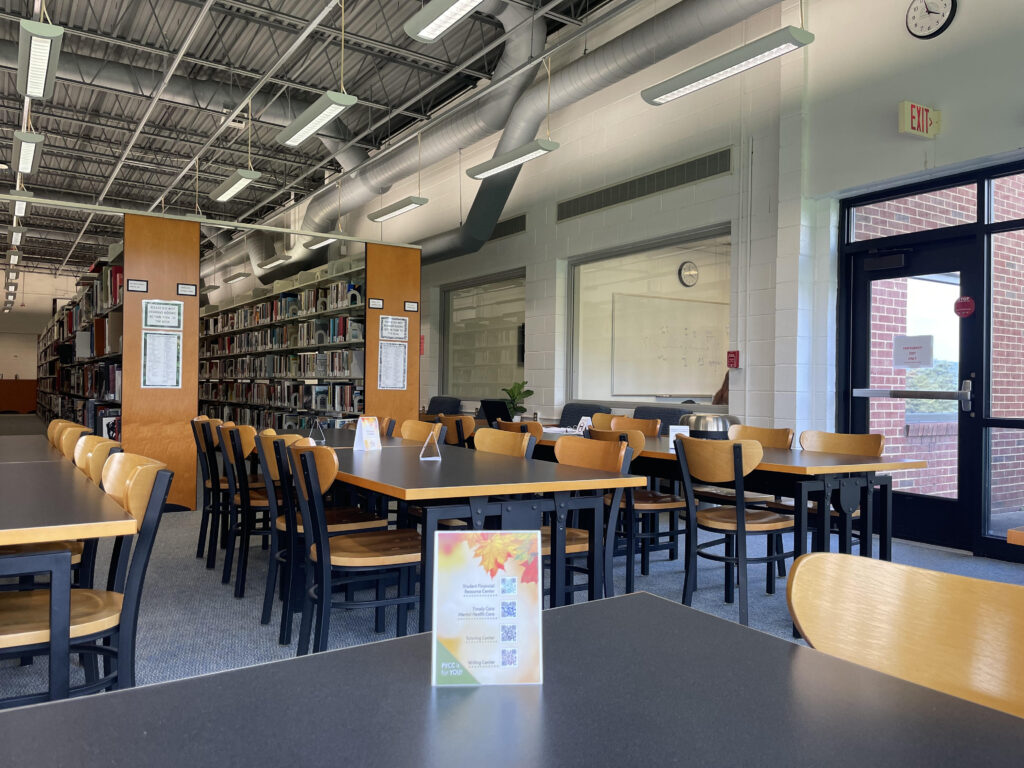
[432,531,543,686]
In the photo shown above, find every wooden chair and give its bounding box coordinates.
[551,436,631,604]
[474,427,535,459]
[397,419,446,445]
[73,435,108,476]
[218,424,273,597]
[590,428,686,594]
[259,428,277,436]
[0,454,173,705]
[728,424,794,449]
[590,412,614,430]
[52,422,86,452]
[439,414,476,446]
[496,419,543,441]
[190,416,215,559]
[87,440,121,487]
[609,415,661,437]
[46,418,71,447]
[676,436,794,626]
[198,419,233,568]
[59,425,91,461]
[290,444,420,654]
[788,553,1024,719]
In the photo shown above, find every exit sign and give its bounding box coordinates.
[898,101,941,138]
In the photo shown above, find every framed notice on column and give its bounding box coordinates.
[141,330,182,388]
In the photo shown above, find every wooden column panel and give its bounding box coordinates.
[364,244,421,428]
[122,215,199,508]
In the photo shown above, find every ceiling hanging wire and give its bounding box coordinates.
[339,0,346,93]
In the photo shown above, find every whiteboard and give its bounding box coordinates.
[611,293,728,396]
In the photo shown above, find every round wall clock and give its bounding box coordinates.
[677,260,699,287]
[906,0,957,39]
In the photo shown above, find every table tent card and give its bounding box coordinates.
[668,425,690,452]
[432,531,543,686]
[420,431,441,461]
[575,416,593,434]
[353,416,382,451]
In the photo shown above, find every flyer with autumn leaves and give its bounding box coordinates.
[432,531,543,686]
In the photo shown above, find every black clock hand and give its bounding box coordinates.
[921,0,938,13]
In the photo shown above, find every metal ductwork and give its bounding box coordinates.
[419,0,780,262]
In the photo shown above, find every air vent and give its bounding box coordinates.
[489,214,527,241]
[556,148,731,222]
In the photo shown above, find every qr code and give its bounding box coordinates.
[500,601,517,619]
[501,648,518,668]
[500,577,517,595]
[500,624,517,643]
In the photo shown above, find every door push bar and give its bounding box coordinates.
[852,379,972,412]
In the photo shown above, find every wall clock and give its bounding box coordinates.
[906,0,957,39]
[677,260,699,288]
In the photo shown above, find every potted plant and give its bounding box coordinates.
[502,380,534,418]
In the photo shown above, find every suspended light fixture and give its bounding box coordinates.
[224,271,249,285]
[2,308,9,314]
[642,26,814,105]
[367,195,428,223]
[466,139,559,180]
[277,92,356,147]
[6,292,15,301]
[17,20,63,100]
[209,168,260,203]
[11,190,32,218]
[257,252,290,270]
[404,0,483,43]
[8,270,18,280]
[303,233,339,250]
[8,251,20,266]
[199,284,218,295]
[12,131,43,175]
[6,282,16,292]
[8,226,24,247]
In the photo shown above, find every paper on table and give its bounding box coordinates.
[378,340,407,390]
[141,331,181,388]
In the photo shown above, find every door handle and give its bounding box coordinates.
[853,379,972,412]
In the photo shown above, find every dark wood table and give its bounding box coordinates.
[2,592,1021,766]
[332,443,646,630]
[0,461,137,546]
[0,435,65,464]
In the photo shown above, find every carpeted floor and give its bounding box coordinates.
[3,413,1024,697]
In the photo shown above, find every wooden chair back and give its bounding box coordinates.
[102,453,167,521]
[728,425,794,449]
[219,424,257,464]
[398,419,443,444]
[59,426,90,460]
[439,414,476,445]
[73,435,107,474]
[257,433,302,483]
[47,419,71,446]
[788,552,1024,720]
[554,435,629,473]
[609,415,661,437]
[288,442,337,500]
[588,428,645,459]
[259,428,277,436]
[473,428,533,458]
[590,412,614,430]
[678,437,763,484]
[799,430,883,457]
[496,419,543,440]
[88,440,120,486]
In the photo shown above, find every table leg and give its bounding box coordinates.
[814,478,836,553]
[551,491,569,608]
[418,509,441,633]
[586,495,605,601]
[876,475,893,561]
[859,476,874,558]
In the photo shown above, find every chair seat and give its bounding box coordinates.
[540,525,590,555]
[0,540,85,565]
[696,507,795,533]
[691,484,774,504]
[0,589,122,649]
[234,488,280,506]
[311,529,422,568]
[604,489,686,510]
[207,474,264,490]
[407,506,469,528]
[276,506,388,534]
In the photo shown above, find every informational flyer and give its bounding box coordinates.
[142,299,184,330]
[352,415,382,451]
[141,331,182,388]
[432,531,543,687]
[379,314,409,341]
[377,340,407,390]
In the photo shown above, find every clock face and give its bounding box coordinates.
[678,260,699,287]
[906,0,957,39]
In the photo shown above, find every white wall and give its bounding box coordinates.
[0,332,38,379]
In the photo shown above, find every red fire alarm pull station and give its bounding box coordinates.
[727,350,740,369]
[954,296,975,318]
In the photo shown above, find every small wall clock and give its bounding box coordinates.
[906,0,957,39]
[677,261,699,287]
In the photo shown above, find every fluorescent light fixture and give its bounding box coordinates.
[6,292,15,301]
[2,308,9,313]
[12,131,44,175]
[257,253,290,270]
[367,195,428,223]
[303,234,339,250]
[8,226,24,247]
[466,138,559,180]
[404,0,483,43]
[17,20,63,100]
[209,169,261,203]
[6,283,16,291]
[8,270,18,279]
[224,271,249,285]
[641,26,814,105]
[200,284,219,294]
[276,91,358,147]
[8,251,19,266]
[11,190,32,218]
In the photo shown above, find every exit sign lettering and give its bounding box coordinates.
[898,101,941,139]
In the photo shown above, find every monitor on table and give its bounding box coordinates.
[479,398,512,428]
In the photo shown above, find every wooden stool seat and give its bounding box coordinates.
[540,525,590,555]
[311,529,422,568]
[691,484,774,504]
[275,506,387,534]
[696,506,794,533]
[0,589,123,648]
[603,489,685,510]
[0,540,85,565]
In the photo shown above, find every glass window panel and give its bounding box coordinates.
[987,428,1024,538]
[850,184,977,242]
[990,231,1024,418]
[991,173,1024,223]
[572,235,730,402]
[868,274,959,498]
[443,276,525,401]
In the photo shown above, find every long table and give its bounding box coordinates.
[2,592,1020,766]
[0,435,66,464]
[329,440,646,630]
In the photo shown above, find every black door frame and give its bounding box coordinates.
[838,157,1024,561]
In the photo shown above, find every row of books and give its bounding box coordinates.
[199,349,365,380]
[201,405,354,432]
[202,282,363,335]
[85,400,122,441]
[200,381,363,413]
[199,317,364,358]
[58,362,122,402]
